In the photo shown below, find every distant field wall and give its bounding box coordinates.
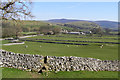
[21,39,89,45]
[48,36,119,40]
[20,38,120,44]
[0,50,119,73]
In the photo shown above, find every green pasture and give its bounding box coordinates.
[28,35,118,42]
[50,34,118,39]
[2,41,118,60]
[2,67,118,78]
[0,40,10,44]
[21,32,37,35]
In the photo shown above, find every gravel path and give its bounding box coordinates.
[3,42,25,46]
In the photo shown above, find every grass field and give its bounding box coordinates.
[2,41,118,60]
[48,34,118,39]
[28,34,118,42]
[1,34,119,78]
[21,32,37,35]
[2,68,118,78]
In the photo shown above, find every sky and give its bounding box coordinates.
[31,2,118,21]
[31,0,119,2]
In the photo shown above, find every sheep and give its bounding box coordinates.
[25,45,28,48]
[100,45,103,48]
[76,45,79,47]
[67,45,69,47]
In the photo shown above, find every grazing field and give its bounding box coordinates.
[2,42,118,60]
[1,34,119,78]
[2,68,118,78]
[21,32,37,35]
[2,35,118,60]
[28,34,118,42]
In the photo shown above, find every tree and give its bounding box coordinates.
[91,27,103,36]
[38,25,61,35]
[0,0,33,20]
[1,0,33,38]
[39,25,53,35]
[52,27,61,34]
[2,21,22,38]
[22,27,30,32]
[104,28,111,35]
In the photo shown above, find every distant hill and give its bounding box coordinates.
[47,19,118,29]
[47,19,85,23]
[94,21,118,29]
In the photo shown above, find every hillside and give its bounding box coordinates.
[55,21,101,32]
[67,21,100,29]
[47,19,118,29]
[94,21,118,29]
[2,20,50,28]
[17,20,49,28]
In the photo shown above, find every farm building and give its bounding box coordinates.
[68,32,80,35]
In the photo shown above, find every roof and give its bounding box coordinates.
[68,32,80,34]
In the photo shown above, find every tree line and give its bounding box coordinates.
[2,21,61,38]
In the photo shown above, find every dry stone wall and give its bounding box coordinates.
[47,56,119,71]
[21,38,120,44]
[0,50,44,72]
[0,49,119,73]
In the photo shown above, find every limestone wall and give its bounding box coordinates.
[0,50,119,72]
[47,56,119,71]
[0,50,44,72]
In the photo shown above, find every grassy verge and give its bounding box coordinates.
[2,68,118,78]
